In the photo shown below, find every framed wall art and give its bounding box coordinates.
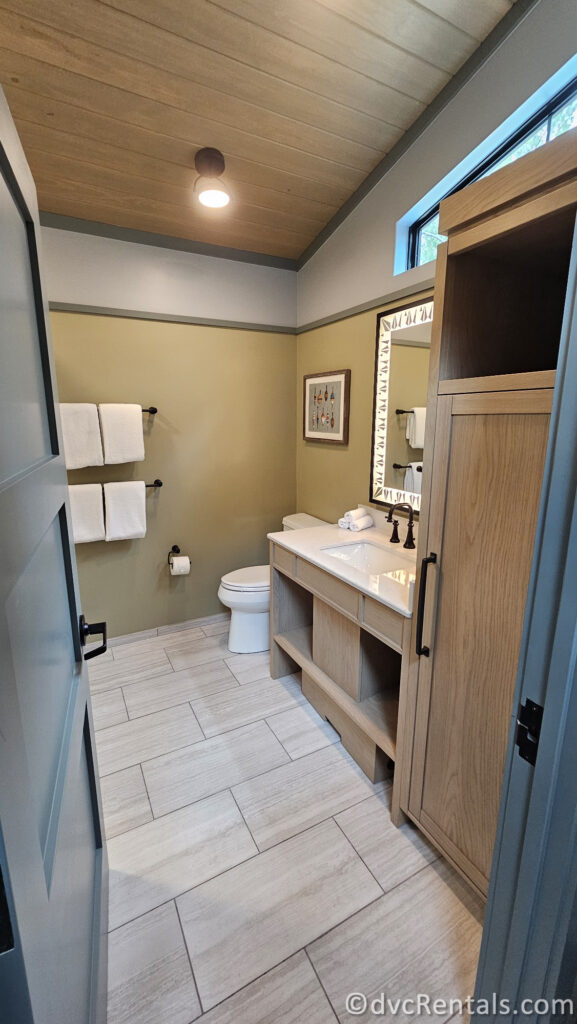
[303,369,351,445]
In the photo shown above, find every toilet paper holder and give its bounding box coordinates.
[168,544,180,566]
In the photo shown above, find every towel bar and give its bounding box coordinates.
[145,479,163,488]
[395,408,411,415]
[393,463,422,471]
[142,406,158,414]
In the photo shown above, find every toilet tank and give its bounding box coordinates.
[282,513,329,531]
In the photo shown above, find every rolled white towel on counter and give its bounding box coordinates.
[99,404,145,464]
[349,514,374,533]
[60,404,104,469]
[68,484,105,543]
[104,481,146,541]
[338,517,350,529]
[344,508,367,523]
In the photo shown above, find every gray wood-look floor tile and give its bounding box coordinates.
[88,648,173,694]
[122,662,238,720]
[232,743,383,850]
[91,688,128,732]
[107,902,201,1024]
[201,620,230,637]
[100,765,153,840]
[143,721,290,818]
[167,635,230,672]
[96,705,204,777]
[198,951,337,1024]
[108,790,258,931]
[177,818,381,1011]
[335,792,438,892]
[224,651,271,685]
[158,614,229,636]
[191,674,306,738]
[112,626,206,661]
[307,861,485,1024]
[267,704,340,759]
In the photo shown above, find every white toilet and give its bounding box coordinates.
[218,513,328,654]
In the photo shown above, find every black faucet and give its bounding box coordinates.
[386,502,416,549]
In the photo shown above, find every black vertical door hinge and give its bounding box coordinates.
[515,698,544,766]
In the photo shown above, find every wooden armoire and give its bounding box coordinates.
[402,129,577,897]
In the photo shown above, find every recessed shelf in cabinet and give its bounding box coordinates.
[273,627,399,761]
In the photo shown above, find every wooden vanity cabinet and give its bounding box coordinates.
[269,542,412,820]
[406,131,577,897]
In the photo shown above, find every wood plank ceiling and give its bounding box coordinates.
[0,0,516,262]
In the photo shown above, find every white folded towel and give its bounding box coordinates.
[404,462,423,495]
[338,517,350,529]
[344,508,367,523]
[349,514,374,533]
[104,481,146,541]
[68,484,105,543]
[99,404,145,464]
[406,407,426,449]
[60,404,104,469]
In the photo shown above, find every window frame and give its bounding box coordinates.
[407,75,577,270]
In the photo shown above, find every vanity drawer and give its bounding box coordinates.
[363,597,404,651]
[272,544,296,577]
[296,558,360,619]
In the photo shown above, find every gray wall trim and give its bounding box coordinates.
[48,301,297,335]
[39,213,298,272]
[296,278,435,334]
[296,0,541,270]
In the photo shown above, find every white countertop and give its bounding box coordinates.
[268,523,417,617]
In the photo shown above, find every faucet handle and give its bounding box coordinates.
[404,521,416,549]
[390,519,400,544]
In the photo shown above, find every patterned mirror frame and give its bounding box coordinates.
[370,295,434,512]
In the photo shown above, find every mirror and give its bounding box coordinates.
[370,297,434,512]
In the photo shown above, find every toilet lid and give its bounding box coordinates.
[220,565,270,592]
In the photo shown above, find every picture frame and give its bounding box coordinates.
[303,369,351,445]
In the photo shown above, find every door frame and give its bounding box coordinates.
[474,220,577,1018]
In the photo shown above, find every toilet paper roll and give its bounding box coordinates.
[170,555,190,576]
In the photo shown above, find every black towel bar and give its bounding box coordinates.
[142,406,158,414]
[393,463,422,472]
[145,479,163,488]
[395,408,411,415]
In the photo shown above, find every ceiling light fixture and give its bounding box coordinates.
[194,147,230,208]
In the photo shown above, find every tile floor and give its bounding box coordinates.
[91,616,485,1024]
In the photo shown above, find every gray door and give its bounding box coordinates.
[0,92,107,1023]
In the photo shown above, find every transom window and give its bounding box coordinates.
[409,81,577,269]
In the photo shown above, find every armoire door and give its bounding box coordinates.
[409,387,553,895]
[0,92,107,1023]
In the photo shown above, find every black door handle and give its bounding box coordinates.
[79,614,108,661]
[416,552,437,657]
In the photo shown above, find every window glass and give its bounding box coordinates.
[410,83,577,269]
[550,96,577,139]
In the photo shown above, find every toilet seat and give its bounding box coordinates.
[220,565,270,592]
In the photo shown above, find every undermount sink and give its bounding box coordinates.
[321,542,414,580]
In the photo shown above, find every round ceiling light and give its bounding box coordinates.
[194,147,230,208]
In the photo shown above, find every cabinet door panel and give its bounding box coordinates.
[411,391,551,892]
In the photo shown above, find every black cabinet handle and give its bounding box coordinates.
[416,552,437,657]
[79,614,108,661]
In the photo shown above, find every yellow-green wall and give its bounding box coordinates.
[52,312,296,637]
[296,291,432,523]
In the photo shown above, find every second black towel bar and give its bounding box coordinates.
[142,406,158,414]
[393,463,422,472]
[396,408,412,415]
[145,479,163,488]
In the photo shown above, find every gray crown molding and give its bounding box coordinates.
[39,213,298,271]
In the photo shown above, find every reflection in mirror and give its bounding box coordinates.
[370,298,434,512]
